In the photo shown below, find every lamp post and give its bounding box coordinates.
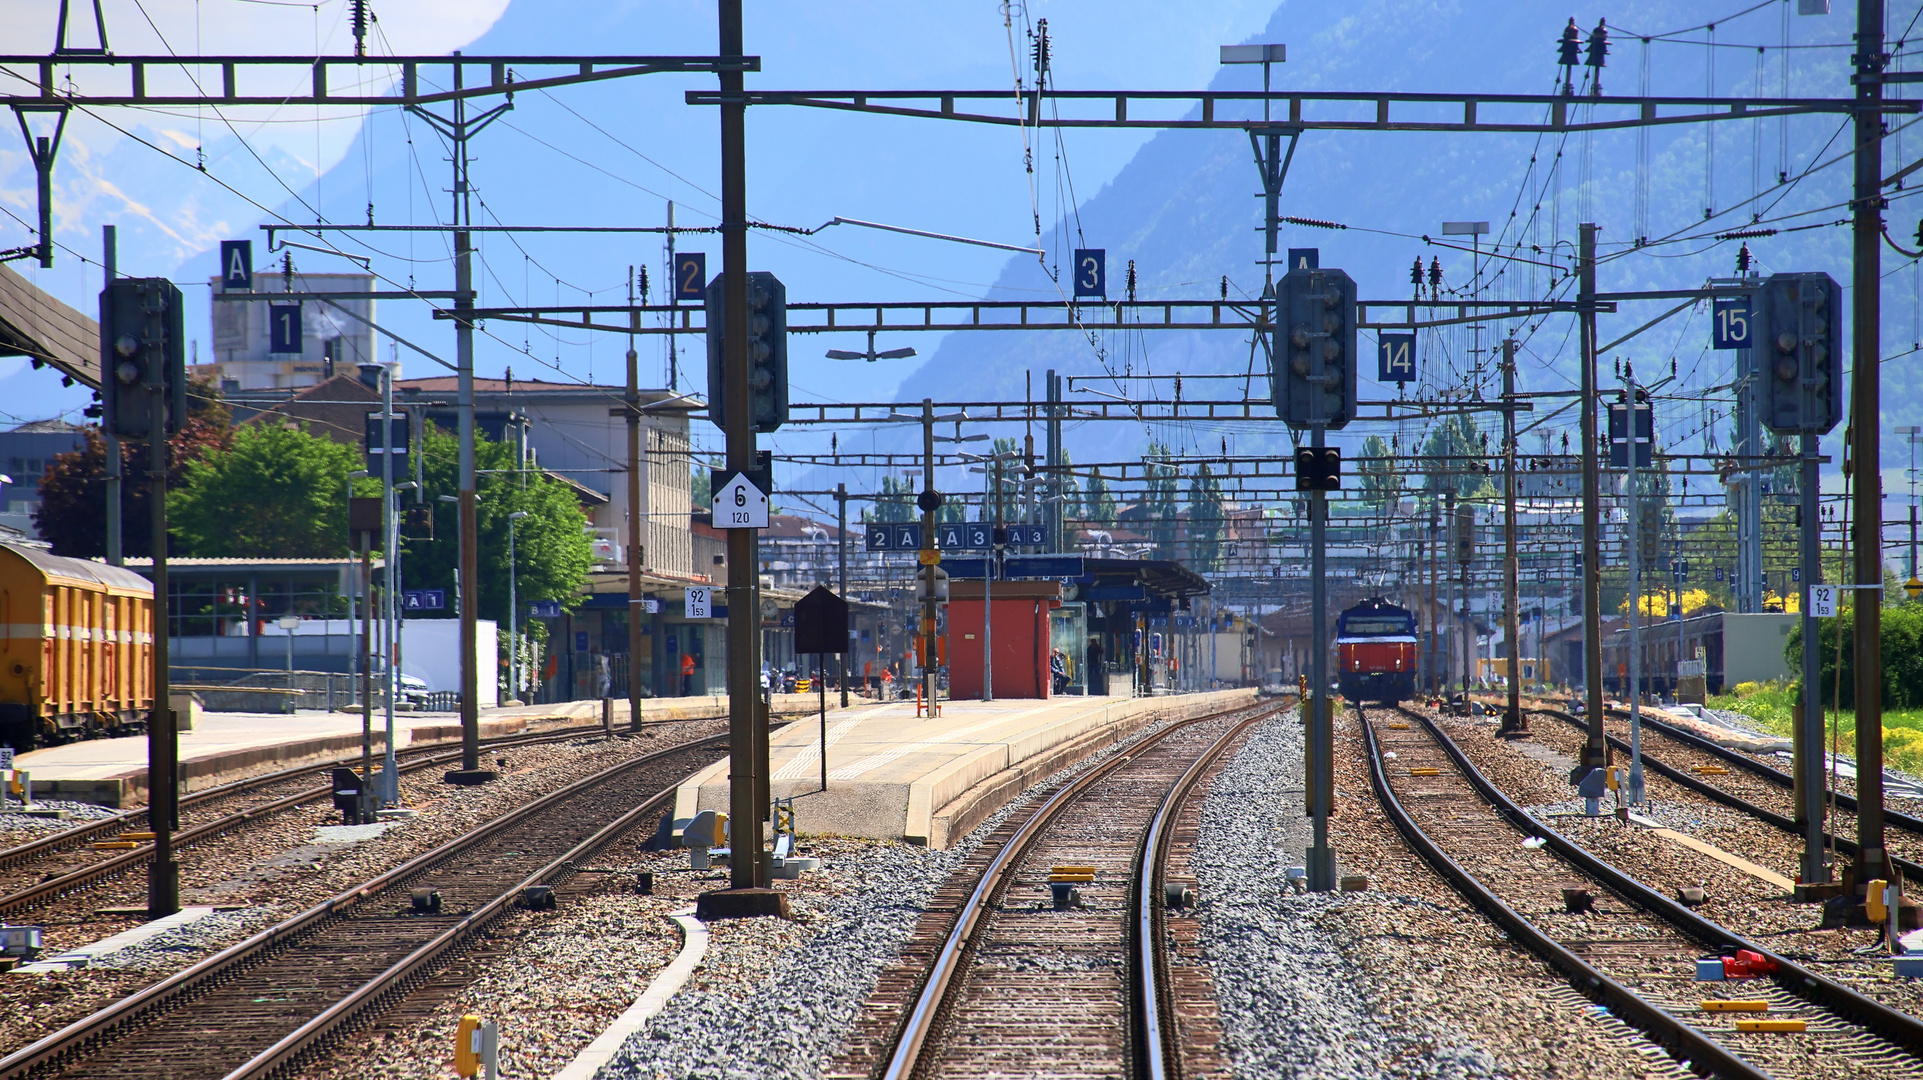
[1901,426,1922,599]
[348,469,369,686]
[508,511,528,704]
[438,494,464,617]
[276,614,300,673]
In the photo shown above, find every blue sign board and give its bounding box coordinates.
[1711,298,1752,350]
[1005,555,1084,579]
[269,304,302,354]
[220,240,253,290]
[403,589,446,612]
[529,600,562,618]
[1285,247,1319,271]
[1377,333,1415,384]
[1003,523,1047,547]
[865,522,924,551]
[1072,248,1106,298]
[575,631,590,651]
[1715,567,1726,583]
[674,253,707,301]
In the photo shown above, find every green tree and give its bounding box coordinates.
[1083,466,1116,529]
[171,422,368,557]
[1143,442,1179,561]
[1057,451,1083,545]
[1186,462,1226,571]
[1358,433,1401,511]
[1787,602,1923,710]
[1419,415,1495,503]
[35,385,233,558]
[400,423,595,627]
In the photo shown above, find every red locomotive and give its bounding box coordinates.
[1336,597,1417,704]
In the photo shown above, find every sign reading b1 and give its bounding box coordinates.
[712,471,769,529]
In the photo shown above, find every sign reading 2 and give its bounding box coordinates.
[1072,248,1105,298]
[675,253,707,301]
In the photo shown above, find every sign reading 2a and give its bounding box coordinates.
[674,253,707,301]
[1072,249,1106,298]
[1377,333,1415,384]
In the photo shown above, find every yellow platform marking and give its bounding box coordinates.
[1701,1000,1770,1012]
[1650,829,1796,892]
[1734,1019,1805,1032]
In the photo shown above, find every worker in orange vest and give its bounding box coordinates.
[680,652,696,696]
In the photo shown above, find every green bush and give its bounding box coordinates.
[1785,604,1923,710]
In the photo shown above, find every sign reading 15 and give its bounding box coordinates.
[1712,298,1751,350]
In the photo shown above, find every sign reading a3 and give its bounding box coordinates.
[1072,248,1105,298]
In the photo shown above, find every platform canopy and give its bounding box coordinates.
[0,263,98,390]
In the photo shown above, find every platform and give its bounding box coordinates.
[10,692,850,807]
[673,689,1257,849]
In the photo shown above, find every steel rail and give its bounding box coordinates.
[0,723,629,917]
[1408,710,1923,1061]
[878,700,1278,1080]
[0,731,727,1080]
[222,753,692,1079]
[1134,708,1273,1080]
[1531,706,1923,881]
[1360,708,1764,1079]
[1583,704,1923,837]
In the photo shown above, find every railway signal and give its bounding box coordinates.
[705,270,789,433]
[99,277,186,439]
[1757,271,1841,436]
[1272,266,1358,430]
[1293,447,1341,490]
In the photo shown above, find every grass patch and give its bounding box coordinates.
[1709,680,1923,777]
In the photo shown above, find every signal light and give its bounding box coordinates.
[1293,447,1340,491]
[1271,266,1357,430]
[705,270,789,433]
[98,277,186,439]
[1756,271,1840,435]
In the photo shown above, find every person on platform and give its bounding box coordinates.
[594,651,612,700]
[1086,637,1107,696]
[1050,649,1068,695]
[680,652,696,696]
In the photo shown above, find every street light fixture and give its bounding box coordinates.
[826,329,916,362]
[276,614,301,673]
[507,511,529,704]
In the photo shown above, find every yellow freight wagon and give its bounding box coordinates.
[0,543,155,752]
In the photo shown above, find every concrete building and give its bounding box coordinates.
[0,418,85,539]
[199,272,378,392]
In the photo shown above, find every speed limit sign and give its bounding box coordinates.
[712,472,769,529]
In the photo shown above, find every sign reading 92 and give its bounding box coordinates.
[1072,249,1105,298]
[1711,298,1751,350]
[1376,333,1415,384]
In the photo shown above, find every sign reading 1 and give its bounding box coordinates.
[269,303,303,354]
[1072,248,1105,298]
[1711,298,1751,350]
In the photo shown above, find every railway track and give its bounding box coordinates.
[852,699,1278,1080]
[1365,703,1923,1079]
[0,721,629,919]
[1528,706,1923,883]
[0,730,726,1080]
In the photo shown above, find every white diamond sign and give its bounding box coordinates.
[714,473,769,529]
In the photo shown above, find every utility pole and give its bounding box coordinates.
[919,399,940,715]
[102,225,122,567]
[1307,424,1333,892]
[837,482,850,708]
[1799,423,1829,885]
[1045,369,1064,548]
[1427,509,1439,693]
[716,0,771,905]
[146,355,177,920]
[1500,339,1523,734]
[1734,325,1763,613]
[1622,363,1646,805]
[1577,222,1609,781]
[408,54,510,787]
[626,288,646,734]
[1851,0,1891,892]
[982,456,999,703]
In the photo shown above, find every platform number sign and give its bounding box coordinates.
[1377,333,1415,384]
[269,304,302,354]
[1712,298,1752,350]
[1286,247,1319,271]
[220,240,253,290]
[1072,249,1105,298]
[674,253,707,301]
[1810,584,1838,618]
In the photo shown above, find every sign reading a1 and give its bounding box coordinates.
[1377,333,1415,384]
[269,303,303,354]
[674,253,707,301]
[713,472,769,529]
[220,240,253,290]
[1810,584,1838,618]
[685,586,713,619]
[1072,248,1105,298]
[1711,298,1752,350]
[403,589,446,612]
